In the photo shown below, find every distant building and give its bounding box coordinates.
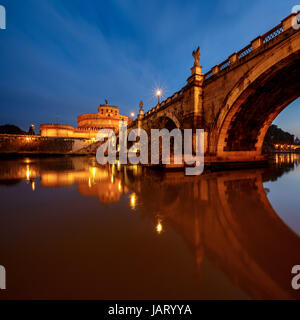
[40,104,132,139]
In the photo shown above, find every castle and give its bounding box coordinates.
[40,103,132,139]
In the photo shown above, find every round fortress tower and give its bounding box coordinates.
[77,104,130,130]
[40,103,131,138]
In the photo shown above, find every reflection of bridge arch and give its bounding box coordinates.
[214,170,299,299]
[1,157,299,298]
[130,167,300,299]
[214,44,300,158]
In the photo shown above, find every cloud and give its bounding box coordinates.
[0,0,298,134]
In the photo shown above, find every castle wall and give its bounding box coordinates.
[40,105,132,139]
[40,124,75,138]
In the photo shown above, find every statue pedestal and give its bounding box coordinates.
[187,65,204,84]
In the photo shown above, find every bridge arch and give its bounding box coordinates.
[150,113,180,130]
[213,37,300,159]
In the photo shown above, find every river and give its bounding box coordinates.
[0,154,299,299]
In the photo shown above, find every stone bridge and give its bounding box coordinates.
[129,13,300,164]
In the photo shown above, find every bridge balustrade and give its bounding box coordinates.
[238,44,253,58]
[219,59,230,71]
[263,24,284,43]
[203,18,291,81]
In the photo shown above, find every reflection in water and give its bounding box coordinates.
[156,220,163,234]
[0,155,299,299]
[130,193,136,210]
[274,152,300,166]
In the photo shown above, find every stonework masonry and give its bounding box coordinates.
[129,13,300,163]
[0,134,91,154]
[40,104,132,139]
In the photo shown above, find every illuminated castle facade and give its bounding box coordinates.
[40,104,132,139]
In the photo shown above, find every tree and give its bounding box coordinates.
[263,124,295,153]
[0,124,26,135]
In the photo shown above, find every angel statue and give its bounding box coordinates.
[139,100,143,112]
[192,46,200,66]
[105,99,108,105]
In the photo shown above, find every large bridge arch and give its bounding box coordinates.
[213,36,300,159]
[127,13,300,164]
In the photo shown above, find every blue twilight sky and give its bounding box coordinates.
[0,0,299,137]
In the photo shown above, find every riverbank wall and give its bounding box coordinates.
[0,134,93,155]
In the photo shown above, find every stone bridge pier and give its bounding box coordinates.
[129,13,300,165]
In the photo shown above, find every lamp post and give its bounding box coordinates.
[156,89,162,104]
[130,112,135,118]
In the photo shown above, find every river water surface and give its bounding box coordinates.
[0,154,299,299]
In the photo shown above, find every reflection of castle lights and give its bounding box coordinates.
[156,220,163,234]
[117,160,121,171]
[92,167,96,179]
[118,181,122,192]
[132,165,138,176]
[31,181,35,191]
[111,176,114,183]
[88,177,92,188]
[130,193,136,209]
[26,165,30,180]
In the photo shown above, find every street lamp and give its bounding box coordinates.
[130,112,135,118]
[156,89,162,104]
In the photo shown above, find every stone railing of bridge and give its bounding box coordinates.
[203,14,296,81]
[133,13,299,124]
[139,88,185,121]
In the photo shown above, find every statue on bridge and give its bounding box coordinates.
[138,100,144,118]
[139,100,143,112]
[192,46,200,66]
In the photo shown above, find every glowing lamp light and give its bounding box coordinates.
[156,89,162,104]
[156,220,163,234]
[130,193,136,210]
[26,165,30,180]
[130,112,135,118]
[31,181,35,191]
